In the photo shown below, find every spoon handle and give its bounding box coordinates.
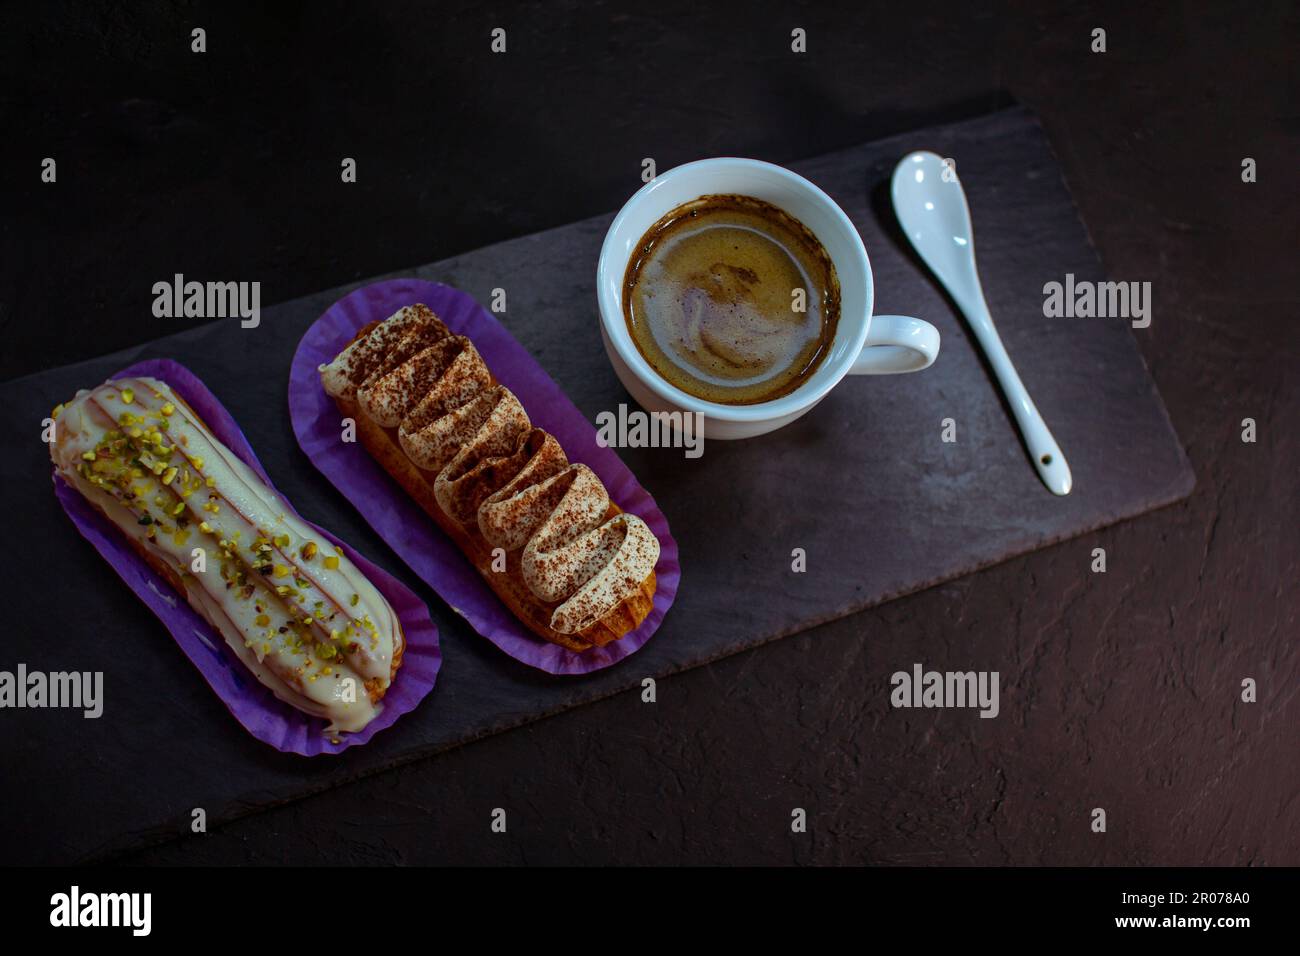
[957,288,1073,496]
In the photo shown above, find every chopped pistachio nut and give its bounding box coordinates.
[323,556,340,570]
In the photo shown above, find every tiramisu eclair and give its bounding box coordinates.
[320,304,660,651]
[50,377,403,733]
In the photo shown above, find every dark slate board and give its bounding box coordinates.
[2,106,1192,863]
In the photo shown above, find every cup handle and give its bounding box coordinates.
[849,314,941,375]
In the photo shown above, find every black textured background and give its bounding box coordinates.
[2,1,1296,865]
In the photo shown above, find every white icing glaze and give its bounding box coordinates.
[51,377,402,734]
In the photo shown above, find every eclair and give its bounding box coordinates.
[50,377,404,733]
[320,304,660,652]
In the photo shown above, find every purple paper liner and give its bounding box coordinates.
[288,278,680,674]
[50,358,442,756]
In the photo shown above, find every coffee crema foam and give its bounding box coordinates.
[623,194,840,405]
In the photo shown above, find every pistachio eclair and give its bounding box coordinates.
[50,376,404,733]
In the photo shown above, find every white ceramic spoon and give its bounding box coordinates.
[891,151,1072,495]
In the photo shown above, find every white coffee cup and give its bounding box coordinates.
[596,157,941,440]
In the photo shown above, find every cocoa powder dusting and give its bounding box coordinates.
[327,304,660,623]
